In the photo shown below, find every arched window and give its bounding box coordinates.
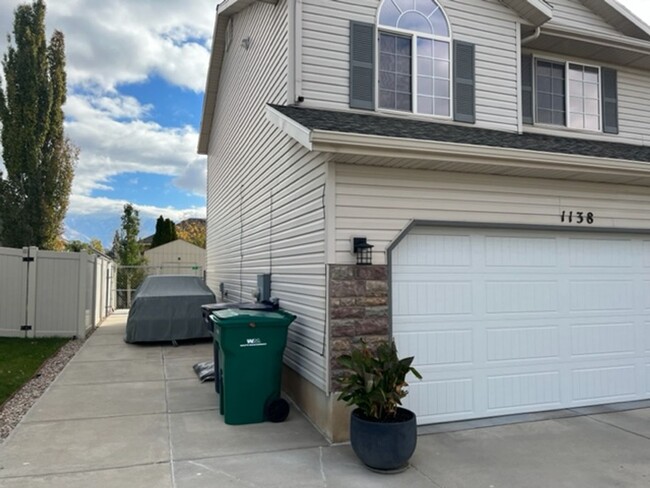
[378,0,451,116]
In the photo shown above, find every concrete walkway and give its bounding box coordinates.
[0,311,649,487]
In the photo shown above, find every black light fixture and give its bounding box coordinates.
[352,237,374,265]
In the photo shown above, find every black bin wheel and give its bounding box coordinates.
[264,397,290,423]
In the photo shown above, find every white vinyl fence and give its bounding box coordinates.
[0,246,117,338]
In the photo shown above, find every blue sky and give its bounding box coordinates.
[0,0,649,248]
[0,0,216,247]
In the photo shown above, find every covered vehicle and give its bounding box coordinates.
[125,275,215,343]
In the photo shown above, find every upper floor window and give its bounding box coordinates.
[521,51,622,135]
[534,59,601,131]
[377,0,451,117]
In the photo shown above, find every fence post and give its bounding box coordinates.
[76,251,88,338]
[21,247,38,338]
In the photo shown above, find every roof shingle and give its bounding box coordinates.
[270,104,650,163]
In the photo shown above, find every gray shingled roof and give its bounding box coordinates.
[270,104,650,163]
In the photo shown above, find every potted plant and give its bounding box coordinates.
[337,340,422,473]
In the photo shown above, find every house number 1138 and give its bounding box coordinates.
[561,211,594,224]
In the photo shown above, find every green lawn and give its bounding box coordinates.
[0,337,69,406]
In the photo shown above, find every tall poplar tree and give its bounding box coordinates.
[0,0,76,249]
[150,215,177,249]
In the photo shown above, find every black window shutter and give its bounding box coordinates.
[521,54,534,125]
[453,41,475,123]
[349,21,375,110]
[601,68,618,134]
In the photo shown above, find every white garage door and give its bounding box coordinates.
[392,226,650,425]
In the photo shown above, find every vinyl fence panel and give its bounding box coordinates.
[0,246,116,338]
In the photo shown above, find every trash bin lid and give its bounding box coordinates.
[212,308,295,327]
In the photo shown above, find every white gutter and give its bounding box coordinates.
[308,130,650,179]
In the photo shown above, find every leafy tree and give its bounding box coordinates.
[64,237,103,253]
[114,204,146,306]
[176,220,206,248]
[117,203,145,266]
[0,0,77,249]
[89,238,103,253]
[65,240,87,252]
[168,218,177,242]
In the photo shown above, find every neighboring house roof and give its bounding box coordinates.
[143,239,206,255]
[269,104,650,164]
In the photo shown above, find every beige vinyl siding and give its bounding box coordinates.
[300,0,519,132]
[206,0,329,391]
[546,0,623,36]
[334,164,650,265]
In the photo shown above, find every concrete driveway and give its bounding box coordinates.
[0,311,649,487]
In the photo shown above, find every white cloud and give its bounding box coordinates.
[0,0,215,92]
[69,194,205,221]
[64,93,206,197]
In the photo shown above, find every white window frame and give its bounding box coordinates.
[375,2,453,119]
[566,63,601,132]
[532,56,602,133]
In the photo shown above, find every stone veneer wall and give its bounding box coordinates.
[329,265,389,390]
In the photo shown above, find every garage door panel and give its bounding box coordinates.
[485,236,557,267]
[487,370,561,411]
[569,280,635,312]
[644,242,650,266]
[393,281,473,315]
[486,325,560,362]
[392,233,472,266]
[570,322,636,357]
[571,364,638,404]
[644,283,650,310]
[392,226,650,425]
[407,378,474,420]
[486,280,559,314]
[395,330,473,366]
[568,238,636,267]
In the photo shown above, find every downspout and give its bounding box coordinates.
[521,26,541,45]
[287,0,303,105]
[288,0,296,103]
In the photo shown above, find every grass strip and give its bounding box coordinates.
[0,337,69,406]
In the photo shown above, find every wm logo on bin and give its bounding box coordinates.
[241,338,268,348]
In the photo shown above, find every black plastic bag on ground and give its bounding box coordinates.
[193,361,215,382]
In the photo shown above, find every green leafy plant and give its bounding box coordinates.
[337,340,422,421]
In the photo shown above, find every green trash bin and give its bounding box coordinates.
[212,308,296,425]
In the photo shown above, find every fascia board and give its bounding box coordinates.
[198,0,277,154]
[540,24,650,55]
[265,105,313,150]
[198,10,227,155]
[309,130,650,178]
[579,0,650,40]
[501,0,553,26]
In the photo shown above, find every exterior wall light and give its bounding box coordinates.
[352,237,374,265]
[241,37,251,50]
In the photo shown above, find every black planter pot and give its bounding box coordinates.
[349,407,417,472]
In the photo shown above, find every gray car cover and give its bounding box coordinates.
[125,275,215,343]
